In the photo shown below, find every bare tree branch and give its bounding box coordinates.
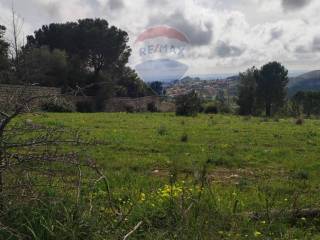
[123,221,143,240]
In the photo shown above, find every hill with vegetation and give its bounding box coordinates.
[288,70,320,96]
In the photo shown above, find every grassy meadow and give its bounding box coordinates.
[4,113,320,239]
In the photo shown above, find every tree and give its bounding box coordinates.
[237,67,259,115]
[149,81,164,96]
[115,66,152,98]
[292,91,320,117]
[27,19,130,86]
[25,18,152,102]
[256,62,288,117]
[16,47,68,87]
[0,25,9,76]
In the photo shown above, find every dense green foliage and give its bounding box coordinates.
[41,97,76,112]
[204,104,218,114]
[0,19,151,101]
[25,19,151,98]
[293,91,320,116]
[17,47,68,86]
[238,62,289,116]
[237,67,258,115]
[175,91,202,116]
[27,19,130,76]
[257,62,289,116]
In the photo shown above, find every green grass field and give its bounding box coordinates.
[35,112,320,176]
[6,113,320,239]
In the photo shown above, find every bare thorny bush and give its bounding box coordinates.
[0,87,110,239]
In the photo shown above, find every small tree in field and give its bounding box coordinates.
[256,62,288,117]
[175,91,202,116]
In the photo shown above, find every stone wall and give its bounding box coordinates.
[105,96,176,112]
[0,84,176,112]
[105,96,160,112]
[0,84,61,97]
[0,84,62,110]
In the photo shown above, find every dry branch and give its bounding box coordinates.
[123,221,143,240]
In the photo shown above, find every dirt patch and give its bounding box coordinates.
[151,167,288,185]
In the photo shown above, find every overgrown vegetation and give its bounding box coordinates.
[0,112,317,239]
[237,62,288,117]
[41,97,75,112]
[292,91,320,117]
[0,19,152,106]
[175,91,202,116]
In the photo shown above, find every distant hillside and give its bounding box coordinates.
[164,70,320,99]
[288,70,320,96]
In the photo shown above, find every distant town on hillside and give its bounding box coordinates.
[163,70,320,99]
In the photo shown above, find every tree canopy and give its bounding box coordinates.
[27,19,130,75]
[237,67,258,115]
[24,18,150,101]
[0,25,9,73]
[18,47,68,87]
[256,62,288,116]
[237,62,288,116]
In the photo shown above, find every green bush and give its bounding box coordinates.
[76,100,95,113]
[41,98,75,113]
[180,133,188,142]
[204,105,218,114]
[175,91,202,117]
[295,116,304,125]
[147,102,158,112]
[218,103,232,114]
[157,125,168,136]
[125,105,135,113]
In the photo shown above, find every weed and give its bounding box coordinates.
[157,125,168,136]
[180,133,188,142]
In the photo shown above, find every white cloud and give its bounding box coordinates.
[0,0,319,74]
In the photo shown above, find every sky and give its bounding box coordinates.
[0,0,319,76]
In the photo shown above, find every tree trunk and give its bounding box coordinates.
[0,146,3,211]
[266,103,271,117]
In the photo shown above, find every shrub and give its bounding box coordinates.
[147,102,158,112]
[295,116,304,125]
[41,98,75,113]
[175,91,202,117]
[157,125,168,136]
[125,105,135,113]
[180,133,188,142]
[291,169,309,180]
[76,100,95,113]
[218,103,232,114]
[204,105,218,114]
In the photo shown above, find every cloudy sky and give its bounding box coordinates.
[0,0,319,76]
